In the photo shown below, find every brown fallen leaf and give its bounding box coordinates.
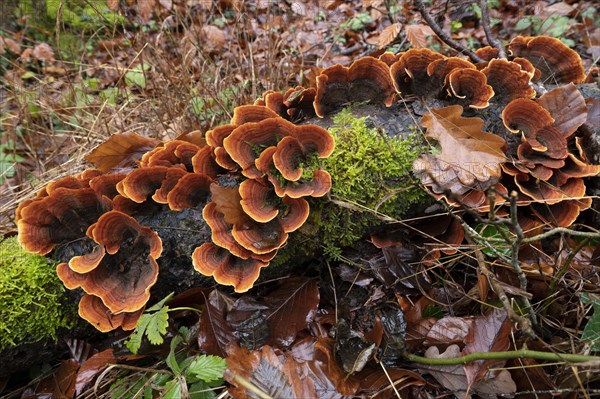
[107,0,119,11]
[202,25,227,53]
[1,36,21,55]
[136,0,155,23]
[413,105,506,196]
[85,133,160,173]
[424,316,472,346]
[32,43,55,63]
[422,344,517,399]
[405,24,436,49]
[463,308,512,384]
[225,343,354,399]
[74,349,117,396]
[378,22,402,49]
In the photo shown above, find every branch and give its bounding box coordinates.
[413,0,484,63]
[478,0,507,59]
[405,349,600,365]
[522,227,600,244]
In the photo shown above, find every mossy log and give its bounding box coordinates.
[4,83,599,378]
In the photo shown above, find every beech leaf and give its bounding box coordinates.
[405,24,436,49]
[378,22,401,49]
[422,345,516,399]
[85,133,159,173]
[197,290,236,357]
[463,308,512,384]
[413,105,506,196]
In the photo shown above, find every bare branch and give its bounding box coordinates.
[413,0,484,63]
[478,0,507,59]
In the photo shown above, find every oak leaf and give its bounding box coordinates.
[413,105,506,196]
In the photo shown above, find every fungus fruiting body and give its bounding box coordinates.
[15,35,599,332]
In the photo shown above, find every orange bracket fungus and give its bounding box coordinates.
[314,56,395,117]
[15,34,599,334]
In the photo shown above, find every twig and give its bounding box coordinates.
[413,0,484,63]
[507,192,539,330]
[405,349,600,365]
[522,227,600,244]
[478,0,507,59]
[463,233,535,338]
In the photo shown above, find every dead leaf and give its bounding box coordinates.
[405,24,436,49]
[158,0,172,10]
[137,0,155,23]
[463,308,512,384]
[227,277,320,347]
[202,25,227,52]
[74,349,117,396]
[32,43,55,63]
[425,316,472,346]
[1,36,21,55]
[378,22,401,49]
[413,105,506,196]
[85,133,160,173]
[225,344,319,399]
[422,345,517,399]
[197,290,236,357]
[23,359,79,399]
[357,367,426,399]
[107,0,119,11]
[536,83,587,137]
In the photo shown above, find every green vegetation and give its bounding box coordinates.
[0,141,25,185]
[115,326,227,399]
[318,108,429,251]
[0,236,75,349]
[15,0,125,32]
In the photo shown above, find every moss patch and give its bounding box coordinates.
[317,108,429,251]
[0,236,76,349]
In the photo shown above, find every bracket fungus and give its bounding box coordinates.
[314,56,395,117]
[15,35,600,333]
[508,36,585,84]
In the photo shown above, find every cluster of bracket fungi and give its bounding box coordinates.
[16,36,600,331]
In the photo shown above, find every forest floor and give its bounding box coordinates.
[0,0,599,398]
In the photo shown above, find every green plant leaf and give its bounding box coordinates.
[166,335,184,375]
[145,306,170,345]
[515,17,532,31]
[581,301,600,351]
[163,379,182,399]
[189,381,216,399]
[475,224,512,258]
[147,292,174,312]
[125,293,174,353]
[124,64,150,88]
[125,313,152,354]
[185,355,227,384]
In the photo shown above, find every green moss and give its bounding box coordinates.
[0,236,76,349]
[318,108,430,249]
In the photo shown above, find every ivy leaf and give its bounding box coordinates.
[186,355,227,384]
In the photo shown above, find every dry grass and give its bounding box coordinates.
[0,2,306,236]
